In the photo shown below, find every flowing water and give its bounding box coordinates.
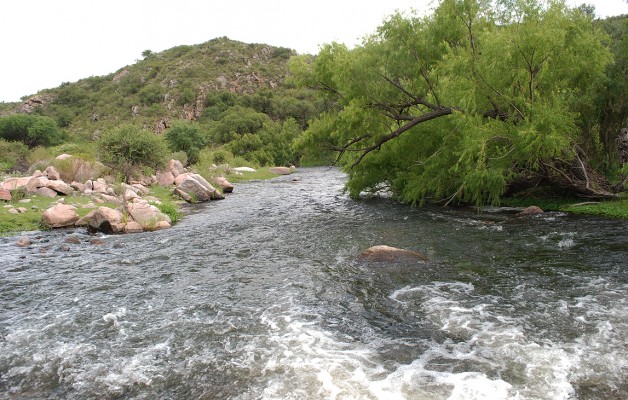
[1,168,626,399]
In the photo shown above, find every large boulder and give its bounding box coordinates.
[175,174,224,203]
[123,221,144,234]
[269,166,291,175]
[516,206,544,217]
[26,176,49,193]
[358,245,429,262]
[126,200,171,230]
[1,177,31,190]
[0,188,11,201]
[75,209,96,226]
[168,159,186,177]
[88,206,125,234]
[214,176,234,193]
[44,165,61,181]
[88,179,109,194]
[35,187,58,198]
[46,180,74,195]
[41,203,80,228]
[174,172,191,186]
[156,171,175,186]
[131,183,150,196]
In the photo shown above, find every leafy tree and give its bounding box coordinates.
[0,114,64,147]
[164,120,207,165]
[228,118,302,166]
[207,106,270,144]
[98,124,169,180]
[292,0,615,204]
[595,14,628,173]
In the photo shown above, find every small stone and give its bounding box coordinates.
[64,236,81,245]
[8,208,19,214]
[16,236,31,247]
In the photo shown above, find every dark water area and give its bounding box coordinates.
[1,168,626,399]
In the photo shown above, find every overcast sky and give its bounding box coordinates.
[1,0,626,102]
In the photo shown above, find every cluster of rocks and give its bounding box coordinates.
[1,165,74,201]
[1,158,239,236]
[157,159,233,202]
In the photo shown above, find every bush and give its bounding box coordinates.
[52,157,107,183]
[164,121,206,165]
[0,139,30,173]
[98,125,169,180]
[0,114,64,147]
[138,84,165,105]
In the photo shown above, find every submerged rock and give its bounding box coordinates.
[16,236,31,247]
[516,206,544,217]
[358,245,429,262]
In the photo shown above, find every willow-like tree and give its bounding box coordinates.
[291,0,616,205]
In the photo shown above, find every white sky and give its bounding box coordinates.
[1,0,626,102]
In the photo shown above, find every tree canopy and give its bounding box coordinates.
[291,0,617,205]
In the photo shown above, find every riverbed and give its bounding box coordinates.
[1,168,626,399]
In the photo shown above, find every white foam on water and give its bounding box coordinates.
[539,231,577,249]
[255,280,626,399]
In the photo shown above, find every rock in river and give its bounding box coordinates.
[358,245,428,262]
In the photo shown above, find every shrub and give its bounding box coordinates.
[164,120,206,165]
[98,125,169,180]
[0,114,64,147]
[153,201,180,224]
[51,157,107,183]
[170,151,188,166]
[138,84,165,105]
[0,139,30,173]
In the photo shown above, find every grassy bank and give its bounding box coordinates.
[0,168,286,236]
[500,197,628,219]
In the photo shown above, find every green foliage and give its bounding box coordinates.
[138,84,165,105]
[0,114,64,147]
[0,139,30,173]
[293,0,615,205]
[206,106,270,144]
[595,15,627,171]
[98,124,169,180]
[227,118,301,166]
[153,200,180,224]
[164,120,207,165]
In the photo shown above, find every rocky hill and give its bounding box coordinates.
[3,37,318,140]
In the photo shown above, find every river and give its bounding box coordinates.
[1,168,626,399]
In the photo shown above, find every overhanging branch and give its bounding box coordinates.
[351,107,453,168]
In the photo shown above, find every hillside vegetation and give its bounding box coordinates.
[1,37,325,178]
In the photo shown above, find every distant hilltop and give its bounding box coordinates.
[2,37,301,136]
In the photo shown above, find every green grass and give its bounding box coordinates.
[500,196,628,219]
[226,168,282,183]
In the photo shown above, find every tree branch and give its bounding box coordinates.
[351,107,453,168]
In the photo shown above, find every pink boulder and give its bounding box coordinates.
[358,245,428,262]
[0,188,11,201]
[41,203,80,228]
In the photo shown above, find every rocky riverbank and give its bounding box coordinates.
[0,157,272,237]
